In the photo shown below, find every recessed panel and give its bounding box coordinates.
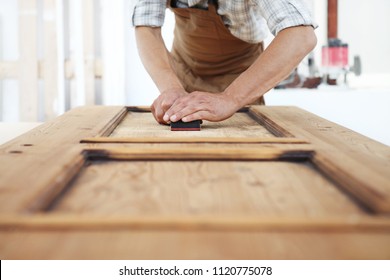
[51,160,367,217]
[109,111,275,138]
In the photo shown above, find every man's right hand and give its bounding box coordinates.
[151,88,188,124]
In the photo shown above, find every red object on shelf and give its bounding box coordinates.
[322,39,349,68]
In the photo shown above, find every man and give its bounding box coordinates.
[133,0,317,124]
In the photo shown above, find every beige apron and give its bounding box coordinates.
[169,0,265,104]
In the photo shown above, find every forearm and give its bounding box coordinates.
[135,26,184,92]
[224,26,317,108]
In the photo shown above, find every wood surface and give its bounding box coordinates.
[0,105,389,259]
[50,160,365,217]
[249,106,390,213]
[83,107,306,143]
[81,137,307,144]
[83,146,313,160]
[0,106,123,213]
[110,111,275,138]
[81,107,307,144]
[1,230,389,260]
[2,215,390,232]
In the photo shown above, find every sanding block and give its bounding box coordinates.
[170,120,202,131]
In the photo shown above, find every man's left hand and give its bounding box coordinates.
[163,91,240,123]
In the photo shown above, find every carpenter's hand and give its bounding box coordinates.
[151,88,188,124]
[163,91,240,123]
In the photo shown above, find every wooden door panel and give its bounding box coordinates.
[49,160,366,217]
[81,107,307,144]
[111,110,275,138]
[1,105,390,259]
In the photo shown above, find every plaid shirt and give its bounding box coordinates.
[132,0,317,43]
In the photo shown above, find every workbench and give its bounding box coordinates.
[0,106,389,259]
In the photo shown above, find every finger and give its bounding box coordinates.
[151,99,159,122]
[161,100,175,123]
[161,95,185,122]
[165,92,211,122]
[152,98,168,124]
[181,111,210,122]
[169,102,206,123]
[163,97,187,122]
[160,98,174,112]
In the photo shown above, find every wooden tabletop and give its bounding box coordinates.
[0,106,389,259]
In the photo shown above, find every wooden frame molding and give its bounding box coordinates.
[81,137,308,144]
[81,106,308,144]
[23,146,313,213]
[16,144,389,215]
[1,215,390,233]
[83,146,314,161]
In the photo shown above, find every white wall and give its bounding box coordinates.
[339,0,390,74]
[0,1,18,60]
[0,0,19,121]
[338,0,390,88]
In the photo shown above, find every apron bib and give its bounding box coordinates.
[169,0,265,104]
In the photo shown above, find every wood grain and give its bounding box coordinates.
[0,147,84,214]
[1,105,390,260]
[1,230,389,259]
[50,160,367,217]
[81,136,307,144]
[249,106,390,162]
[110,111,276,138]
[249,107,295,137]
[0,106,124,213]
[250,106,390,213]
[83,146,313,160]
[1,215,390,232]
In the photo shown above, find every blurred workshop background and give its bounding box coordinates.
[0,0,389,145]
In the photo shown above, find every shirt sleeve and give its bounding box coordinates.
[256,0,318,36]
[132,0,167,27]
